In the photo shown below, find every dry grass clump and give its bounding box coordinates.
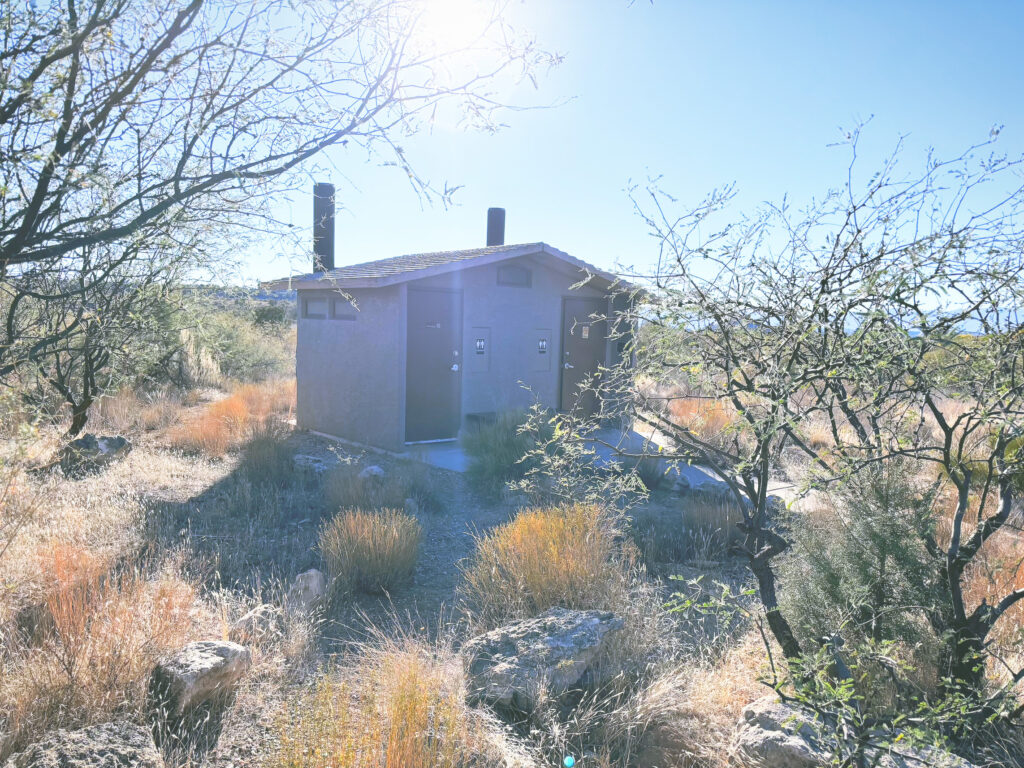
[668,397,739,449]
[267,636,525,768]
[92,389,184,434]
[680,491,747,559]
[318,509,422,594]
[625,632,768,768]
[630,491,746,568]
[238,419,296,486]
[323,460,441,514]
[168,378,295,457]
[0,551,210,761]
[461,504,624,630]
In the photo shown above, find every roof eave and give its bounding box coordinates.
[260,242,638,294]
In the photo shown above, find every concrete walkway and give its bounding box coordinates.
[404,441,470,473]
[405,424,732,494]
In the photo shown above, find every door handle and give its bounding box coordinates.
[564,362,574,369]
[451,363,460,372]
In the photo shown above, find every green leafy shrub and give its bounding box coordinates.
[318,508,421,594]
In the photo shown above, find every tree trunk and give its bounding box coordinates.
[66,397,91,438]
[943,617,988,699]
[751,556,803,660]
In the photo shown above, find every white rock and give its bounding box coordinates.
[148,640,251,719]
[285,568,327,614]
[735,696,979,768]
[293,454,331,474]
[358,464,385,480]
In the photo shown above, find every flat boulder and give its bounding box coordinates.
[736,696,978,768]
[735,697,827,768]
[60,434,131,477]
[462,607,624,710]
[148,640,251,720]
[4,721,163,768]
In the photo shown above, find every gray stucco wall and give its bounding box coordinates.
[409,254,610,420]
[295,253,624,451]
[295,284,406,451]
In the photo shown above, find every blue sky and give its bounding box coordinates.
[249,0,1024,283]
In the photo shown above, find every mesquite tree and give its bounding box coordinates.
[0,0,554,427]
[609,130,1024,703]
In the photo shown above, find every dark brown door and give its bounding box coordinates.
[406,288,462,442]
[560,297,607,414]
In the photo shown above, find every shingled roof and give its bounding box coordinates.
[262,242,626,291]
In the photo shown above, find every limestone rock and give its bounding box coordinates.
[358,464,385,480]
[229,603,281,644]
[735,696,979,768]
[3,721,163,768]
[293,454,331,474]
[148,640,251,719]
[735,697,827,768]
[462,607,624,710]
[60,434,132,477]
[285,568,327,614]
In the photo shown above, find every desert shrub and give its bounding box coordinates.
[461,504,626,629]
[667,397,739,452]
[267,636,524,768]
[198,301,295,383]
[323,460,441,514]
[0,551,207,761]
[318,508,421,594]
[253,302,290,327]
[779,461,945,713]
[462,409,551,493]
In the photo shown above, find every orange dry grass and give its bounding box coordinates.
[0,543,205,761]
[269,638,499,768]
[233,379,297,421]
[461,504,628,630]
[668,398,738,445]
[168,378,295,456]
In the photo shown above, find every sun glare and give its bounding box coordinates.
[413,0,496,53]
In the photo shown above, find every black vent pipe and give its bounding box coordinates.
[486,207,505,246]
[313,182,335,272]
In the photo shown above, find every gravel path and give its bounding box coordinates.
[288,432,516,649]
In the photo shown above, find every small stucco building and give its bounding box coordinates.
[265,194,632,453]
